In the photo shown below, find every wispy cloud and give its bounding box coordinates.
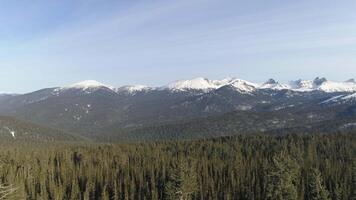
[0,0,356,92]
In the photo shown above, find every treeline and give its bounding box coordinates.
[0,133,355,199]
[111,109,356,142]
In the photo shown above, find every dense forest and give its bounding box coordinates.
[0,133,355,200]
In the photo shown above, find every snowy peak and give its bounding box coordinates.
[288,77,356,93]
[346,78,355,83]
[116,85,151,94]
[313,77,328,86]
[265,79,278,85]
[289,79,314,91]
[54,80,116,94]
[68,80,113,90]
[226,79,257,93]
[165,77,218,91]
[259,79,290,90]
[53,77,356,95]
[162,77,356,93]
[315,80,356,93]
[164,77,257,93]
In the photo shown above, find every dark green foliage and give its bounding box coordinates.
[116,107,356,142]
[165,158,198,200]
[266,154,299,200]
[308,168,330,200]
[0,133,354,199]
[0,116,85,142]
[351,159,356,200]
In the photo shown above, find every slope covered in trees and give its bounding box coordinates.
[0,133,354,199]
[107,106,356,141]
[0,116,85,142]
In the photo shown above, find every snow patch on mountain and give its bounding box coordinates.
[321,93,356,104]
[321,95,345,104]
[343,93,356,99]
[342,122,356,127]
[3,126,16,139]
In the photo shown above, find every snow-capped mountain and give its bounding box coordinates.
[62,80,115,91]
[163,77,257,93]
[57,80,152,95]
[315,79,356,93]
[116,85,152,94]
[162,77,356,93]
[289,79,314,91]
[346,78,355,83]
[226,78,257,93]
[259,79,290,90]
[164,77,220,91]
[289,77,356,92]
[52,77,356,96]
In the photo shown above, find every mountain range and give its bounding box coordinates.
[0,77,355,141]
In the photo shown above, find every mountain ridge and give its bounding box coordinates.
[51,77,356,94]
[0,76,355,141]
[3,77,356,96]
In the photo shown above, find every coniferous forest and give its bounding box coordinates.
[0,133,355,200]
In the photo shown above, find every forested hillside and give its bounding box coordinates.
[0,133,355,200]
[0,116,85,142]
[106,105,356,141]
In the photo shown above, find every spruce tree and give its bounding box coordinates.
[165,158,198,200]
[266,153,299,200]
[0,161,17,200]
[351,159,356,200]
[308,168,330,200]
[332,183,342,200]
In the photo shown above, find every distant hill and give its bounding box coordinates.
[0,116,86,142]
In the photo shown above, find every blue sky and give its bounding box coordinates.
[1,0,356,93]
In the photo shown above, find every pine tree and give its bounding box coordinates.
[266,153,299,200]
[351,159,356,200]
[308,168,330,200]
[0,161,17,200]
[165,158,198,200]
[332,183,342,200]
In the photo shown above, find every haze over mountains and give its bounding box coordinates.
[0,76,355,141]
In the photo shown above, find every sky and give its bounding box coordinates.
[1,0,356,93]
